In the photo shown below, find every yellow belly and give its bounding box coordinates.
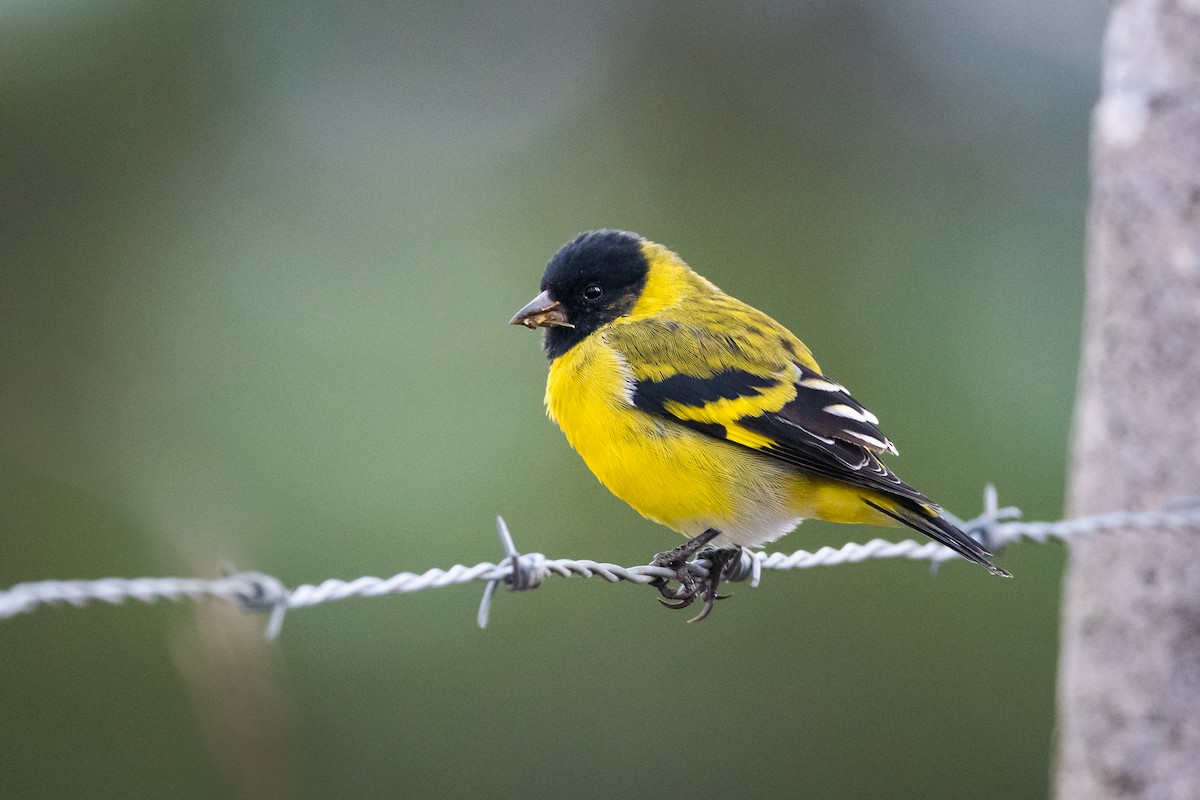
[546,339,720,525]
[545,337,894,547]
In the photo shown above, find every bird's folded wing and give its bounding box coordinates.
[622,332,930,505]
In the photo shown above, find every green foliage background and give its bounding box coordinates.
[1,1,1098,797]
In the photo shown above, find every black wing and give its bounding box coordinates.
[630,362,928,505]
[629,362,1008,574]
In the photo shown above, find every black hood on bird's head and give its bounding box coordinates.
[538,229,649,359]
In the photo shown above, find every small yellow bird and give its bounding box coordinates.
[512,230,1009,620]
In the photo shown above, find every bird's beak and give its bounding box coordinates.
[510,290,574,329]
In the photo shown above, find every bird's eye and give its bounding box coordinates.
[583,284,603,301]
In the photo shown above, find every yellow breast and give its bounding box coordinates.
[545,336,723,531]
[544,334,893,546]
[545,335,798,541]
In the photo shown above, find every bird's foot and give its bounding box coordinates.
[649,529,717,606]
[686,547,740,623]
[649,530,739,622]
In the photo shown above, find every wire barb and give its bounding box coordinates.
[3,486,1200,638]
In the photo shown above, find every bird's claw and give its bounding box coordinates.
[657,594,696,610]
[686,550,738,623]
[648,531,741,623]
[649,528,715,601]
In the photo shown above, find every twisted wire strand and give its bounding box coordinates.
[2,486,1198,638]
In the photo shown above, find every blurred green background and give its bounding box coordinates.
[1,1,1099,797]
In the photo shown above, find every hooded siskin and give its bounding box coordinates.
[511,229,1008,576]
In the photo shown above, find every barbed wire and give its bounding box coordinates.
[2,486,1198,639]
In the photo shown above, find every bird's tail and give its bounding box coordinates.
[862,496,1012,578]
